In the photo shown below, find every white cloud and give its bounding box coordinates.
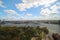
[40,8,51,16]
[17,13,33,20]
[6,16,18,20]
[4,10,24,20]
[15,0,60,20]
[39,2,60,20]
[50,2,60,14]
[50,5,58,13]
[0,1,6,8]
[56,2,60,7]
[4,10,17,14]
[4,10,34,20]
[16,0,57,11]
[4,10,21,16]
[26,13,32,16]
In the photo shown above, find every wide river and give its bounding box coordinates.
[1,23,60,34]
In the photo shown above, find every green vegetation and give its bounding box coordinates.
[59,20,60,25]
[0,26,49,40]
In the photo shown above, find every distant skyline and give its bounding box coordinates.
[0,0,60,20]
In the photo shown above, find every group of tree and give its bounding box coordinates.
[0,26,49,40]
[59,20,60,25]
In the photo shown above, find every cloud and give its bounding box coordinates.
[4,10,21,16]
[0,1,6,8]
[26,13,32,16]
[4,10,34,20]
[4,10,23,20]
[50,5,59,13]
[15,0,60,20]
[17,13,33,20]
[39,1,60,20]
[4,10,17,14]
[40,8,51,16]
[16,0,57,11]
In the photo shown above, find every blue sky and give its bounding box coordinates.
[0,0,60,20]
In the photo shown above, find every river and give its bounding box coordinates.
[1,23,60,34]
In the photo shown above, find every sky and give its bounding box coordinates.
[0,0,60,20]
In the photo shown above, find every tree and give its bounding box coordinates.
[0,20,1,27]
[42,27,49,34]
[59,20,60,25]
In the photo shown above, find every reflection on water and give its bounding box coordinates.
[1,23,60,33]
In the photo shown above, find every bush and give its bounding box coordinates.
[0,26,49,40]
